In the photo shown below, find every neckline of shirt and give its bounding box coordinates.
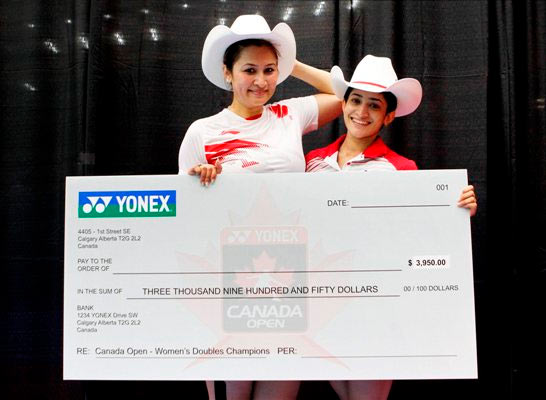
[225,106,264,121]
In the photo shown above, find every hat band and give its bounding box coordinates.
[352,81,387,89]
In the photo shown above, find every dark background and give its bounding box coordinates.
[2,0,544,399]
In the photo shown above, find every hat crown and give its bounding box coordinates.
[330,54,422,117]
[230,15,272,35]
[351,55,399,88]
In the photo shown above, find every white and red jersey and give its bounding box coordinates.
[178,96,318,174]
[305,134,417,172]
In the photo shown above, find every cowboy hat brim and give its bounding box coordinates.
[331,65,422,117]
[202,22,296,91]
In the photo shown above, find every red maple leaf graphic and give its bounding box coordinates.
[233,250,295,290]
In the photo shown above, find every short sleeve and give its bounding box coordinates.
[178,121,206,174]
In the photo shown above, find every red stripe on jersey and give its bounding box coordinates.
[220,130,240,135]
[204,139,267,164]
[305,135,418,171]
[269,104,289,118]
[245,113,262,120]
[305,157,333,172]
[305,135,346,164]
[241,160,259,168]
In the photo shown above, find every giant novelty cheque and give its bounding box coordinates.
[64,171,477,380]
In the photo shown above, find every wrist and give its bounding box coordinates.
[291,60,303,77]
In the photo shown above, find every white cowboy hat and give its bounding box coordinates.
[331,55,422,117]
[201,15,296,91]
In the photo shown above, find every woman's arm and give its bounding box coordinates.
[291,60,342,127]
[291,60,335,94]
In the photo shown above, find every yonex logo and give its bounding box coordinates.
[82,196,112,214]
[227,230,251,243]
[78,190,176,218]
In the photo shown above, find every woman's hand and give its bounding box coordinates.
[188,160,222,186]
[457,185,477,217]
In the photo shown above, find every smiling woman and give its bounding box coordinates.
[177,14,342,186]
[304,55,478,400]
[224,43,279,118]
[176,13,342,400]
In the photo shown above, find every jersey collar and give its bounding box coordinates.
[327,134,389,158]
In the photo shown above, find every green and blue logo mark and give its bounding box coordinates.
[78,190,176,218]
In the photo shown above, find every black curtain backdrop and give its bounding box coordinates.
[1,1,544,399]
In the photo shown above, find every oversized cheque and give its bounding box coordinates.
[64,170,477,380]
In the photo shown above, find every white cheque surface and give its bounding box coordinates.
[64,170,477,380]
